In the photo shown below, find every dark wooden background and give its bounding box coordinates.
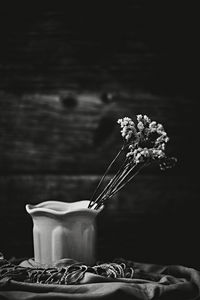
[0,2,199,268]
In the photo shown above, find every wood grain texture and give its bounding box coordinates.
[0,91,198,174]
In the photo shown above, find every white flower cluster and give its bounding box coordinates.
[118,115,175,169]
[127,146,165,164]
[117,117,137,142]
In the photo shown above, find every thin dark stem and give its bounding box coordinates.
[109,163,137,195]
[93,164,142,210]
[100,164,130,198]
[89,161,127,209]
[109,163,146,198]
[89,155,131,209]
[88,146,125,208]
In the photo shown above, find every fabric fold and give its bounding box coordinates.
[0,255,200,300]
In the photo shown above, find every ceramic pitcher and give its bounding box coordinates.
[26,200,103,266]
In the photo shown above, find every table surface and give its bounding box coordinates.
[1,255,200,300]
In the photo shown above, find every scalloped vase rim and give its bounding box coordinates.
[26,200,103,217]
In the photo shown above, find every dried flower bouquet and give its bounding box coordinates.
[88,114,177,209]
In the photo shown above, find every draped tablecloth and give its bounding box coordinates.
[0,254,200,300]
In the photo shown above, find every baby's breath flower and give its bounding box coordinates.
[117,117,137,142]
[89,114,177,209]
[159,157,177,171]
[149,121,156,127]
[157,123,164,132]
[137,121,144,131]
[151,149,165,159]
[137,114,143,122]
[157,143,166,151]
[143,115,151,124]
[117,117,134,127]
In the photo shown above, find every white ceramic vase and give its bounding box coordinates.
[26,200,103,266]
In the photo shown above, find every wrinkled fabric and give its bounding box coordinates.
[0,257,200,300]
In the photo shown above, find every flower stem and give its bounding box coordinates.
[89,160,127,208]
[109,163,137,195]
[90,152,132,208]
[109,163,146,198]
[88,145,125,208]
